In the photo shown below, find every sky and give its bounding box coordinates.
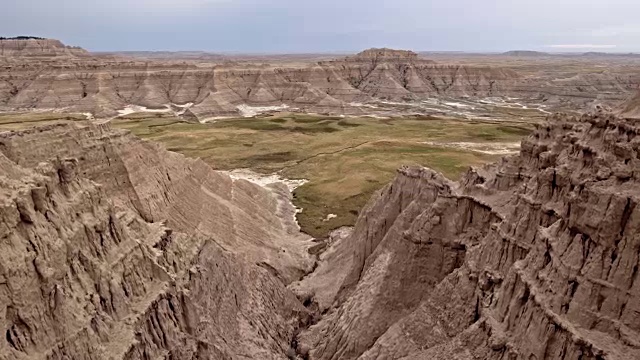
[2,0,640,53]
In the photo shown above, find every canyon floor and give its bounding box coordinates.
[0,110,534,237]
[115,111,534,237]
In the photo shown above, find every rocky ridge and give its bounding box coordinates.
[345,48,422,62]
[1,105,639,359]
[294,111,640,359]
[1,43,637,120]
[0,122,315,359]
[1,59,640,359]
[0,38,88,58]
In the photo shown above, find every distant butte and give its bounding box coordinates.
[0,41,638,122]
[349,47,421,61]
[0,37,89,58]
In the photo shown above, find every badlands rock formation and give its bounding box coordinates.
[342,48,423,62]
[620,90,640,118]
[1,39,640,359]
[296,112,640,359]
[1,41,637,120]
[0,37,88,58]
[0,106,639,359]
[0,122,315,359]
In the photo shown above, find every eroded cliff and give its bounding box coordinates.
[0,38,88,58]
[1,45,636,120]
[2,101,640,359]
[296,112,640,359]
[0,122,314,359]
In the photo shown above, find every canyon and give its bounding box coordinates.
[1,38,640,359]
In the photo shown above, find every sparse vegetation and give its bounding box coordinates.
[0,111,533,237]
[109,113,532,237]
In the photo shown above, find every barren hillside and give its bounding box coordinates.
[0,37,88,58]
[1,108,639,359]
[0,122,315,359]
[1,43,638,120]
[620,90,640,118]
[295,111,640,359]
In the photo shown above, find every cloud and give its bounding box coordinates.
[547,44,617,49]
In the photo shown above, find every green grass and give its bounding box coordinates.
[0,111,535,238]
[337,120,363,127]
[111,113,534,237]
[288,141,494,236]
[0,112,87,130]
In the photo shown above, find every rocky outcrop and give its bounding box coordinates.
[297,112,640,359]
[0,122,314,282]
[0,38,88,58]
[346,48,422,62]
[1,46,637,119]
[0,122,314,359]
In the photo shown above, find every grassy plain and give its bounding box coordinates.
[111,113,532,237]
[0,111,533,237]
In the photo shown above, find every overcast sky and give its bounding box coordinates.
[2,0,640,53]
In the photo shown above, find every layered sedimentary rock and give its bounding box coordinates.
[297,112,640,359]
[344,48,423,62]
[0,123,313,281]
[322,49,517,100]
[1,44,637,120]
[2,101,639,359]
[0,38,88,58]
[0,122,314,359]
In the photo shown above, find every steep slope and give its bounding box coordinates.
[323,49,519,100]
[297,112,640,359]
[2,101,639,359]
[619,90,640,118]
[0,126,312,359]
[0,123,314,282]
